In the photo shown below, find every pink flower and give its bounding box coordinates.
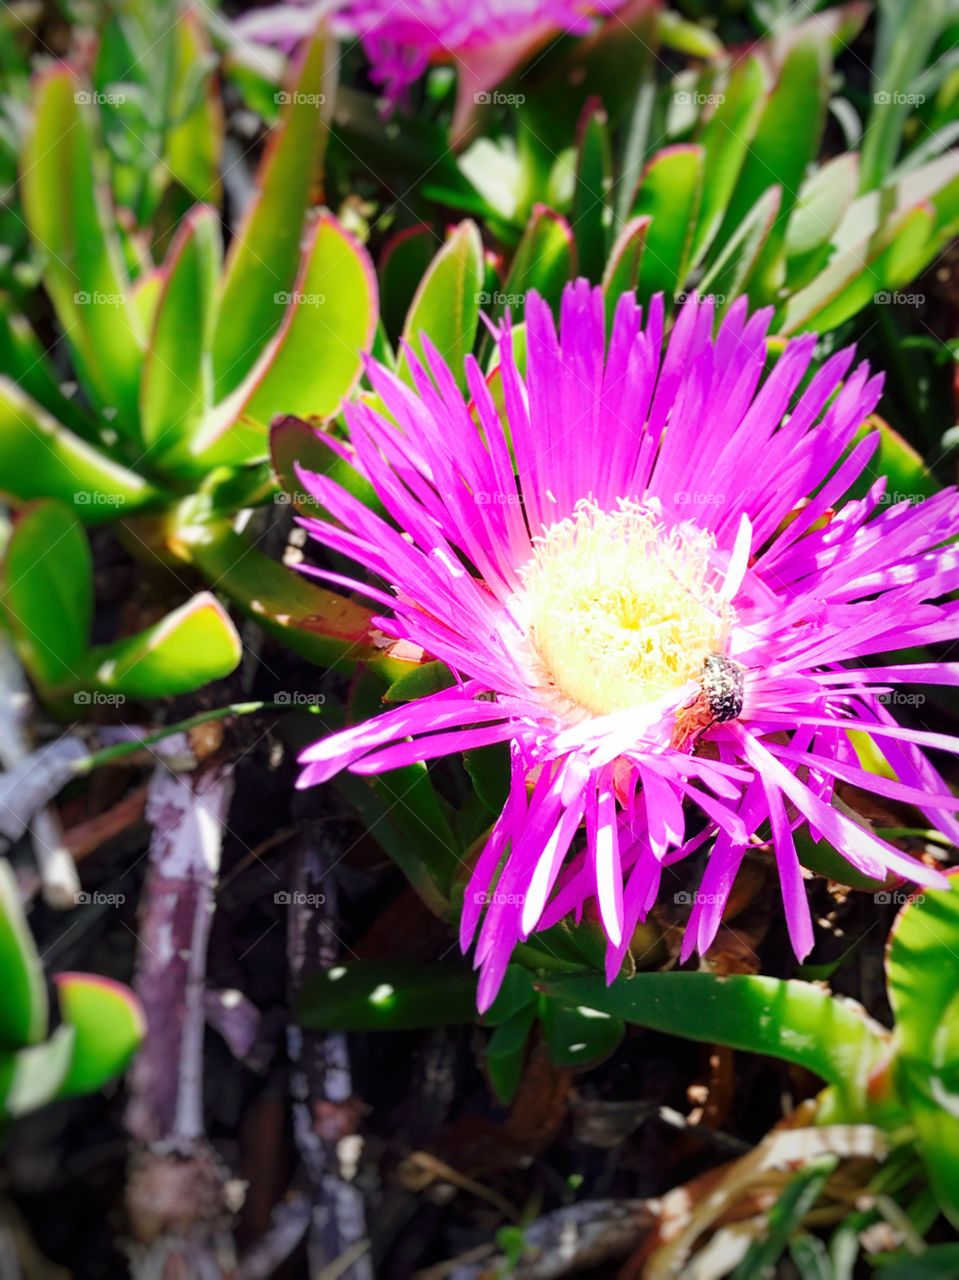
[295,284,957,1010]
[235,1,627,137]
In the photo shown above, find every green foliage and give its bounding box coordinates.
[0,500,241,710]
[0,863,143,1119]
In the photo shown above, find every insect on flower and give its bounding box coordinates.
[671,653,747,753]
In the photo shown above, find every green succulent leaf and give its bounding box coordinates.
[784,153,860,286]
[76,591,242,701]
[692,54,767,267]
[631,145,704,307]
[485,1002,537,1104]
[270,414,381,516]
[212,27,336,399]
[0,382,158,524]
[1,500,92,691]
[572,100,612,284]
[698,185,781,310]
[165,9,224,204]
[0,1025,75,1118]
[383,660,457,703]
[602,215,651,329]
[398,220,484,392]
[179,523,386,671]
[540,998,625,1069]
[21,68,144,432]
[0,861,48,1051]
[499,205,575,319]
[192,215,376,471]
[713,35,829,289]
[51,972,145,1098]
[296,962,478,1031]
[540,971,892,1121]
[140,204,222,459]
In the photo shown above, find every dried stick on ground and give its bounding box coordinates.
[287,828,373,1280]
[125,765,236,1280]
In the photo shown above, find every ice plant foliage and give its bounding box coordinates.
[296,284,959,1011]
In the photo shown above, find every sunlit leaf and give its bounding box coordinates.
[212,27,336,399]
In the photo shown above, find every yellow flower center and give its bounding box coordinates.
[520,500,734,717]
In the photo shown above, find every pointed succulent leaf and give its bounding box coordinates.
[0,382,158,524]
[541,971,892,1122]
[572,99,612,284]
[51,973,145,1098]
[140,205,222,458]
[0,500,92,691]
[0,861,48,1051]
[190,216,376,472]
[21,67,144,432]
[631,145,704,307]
[76,592,242,701]
[398,220,484,392]
[212,27,336,399]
